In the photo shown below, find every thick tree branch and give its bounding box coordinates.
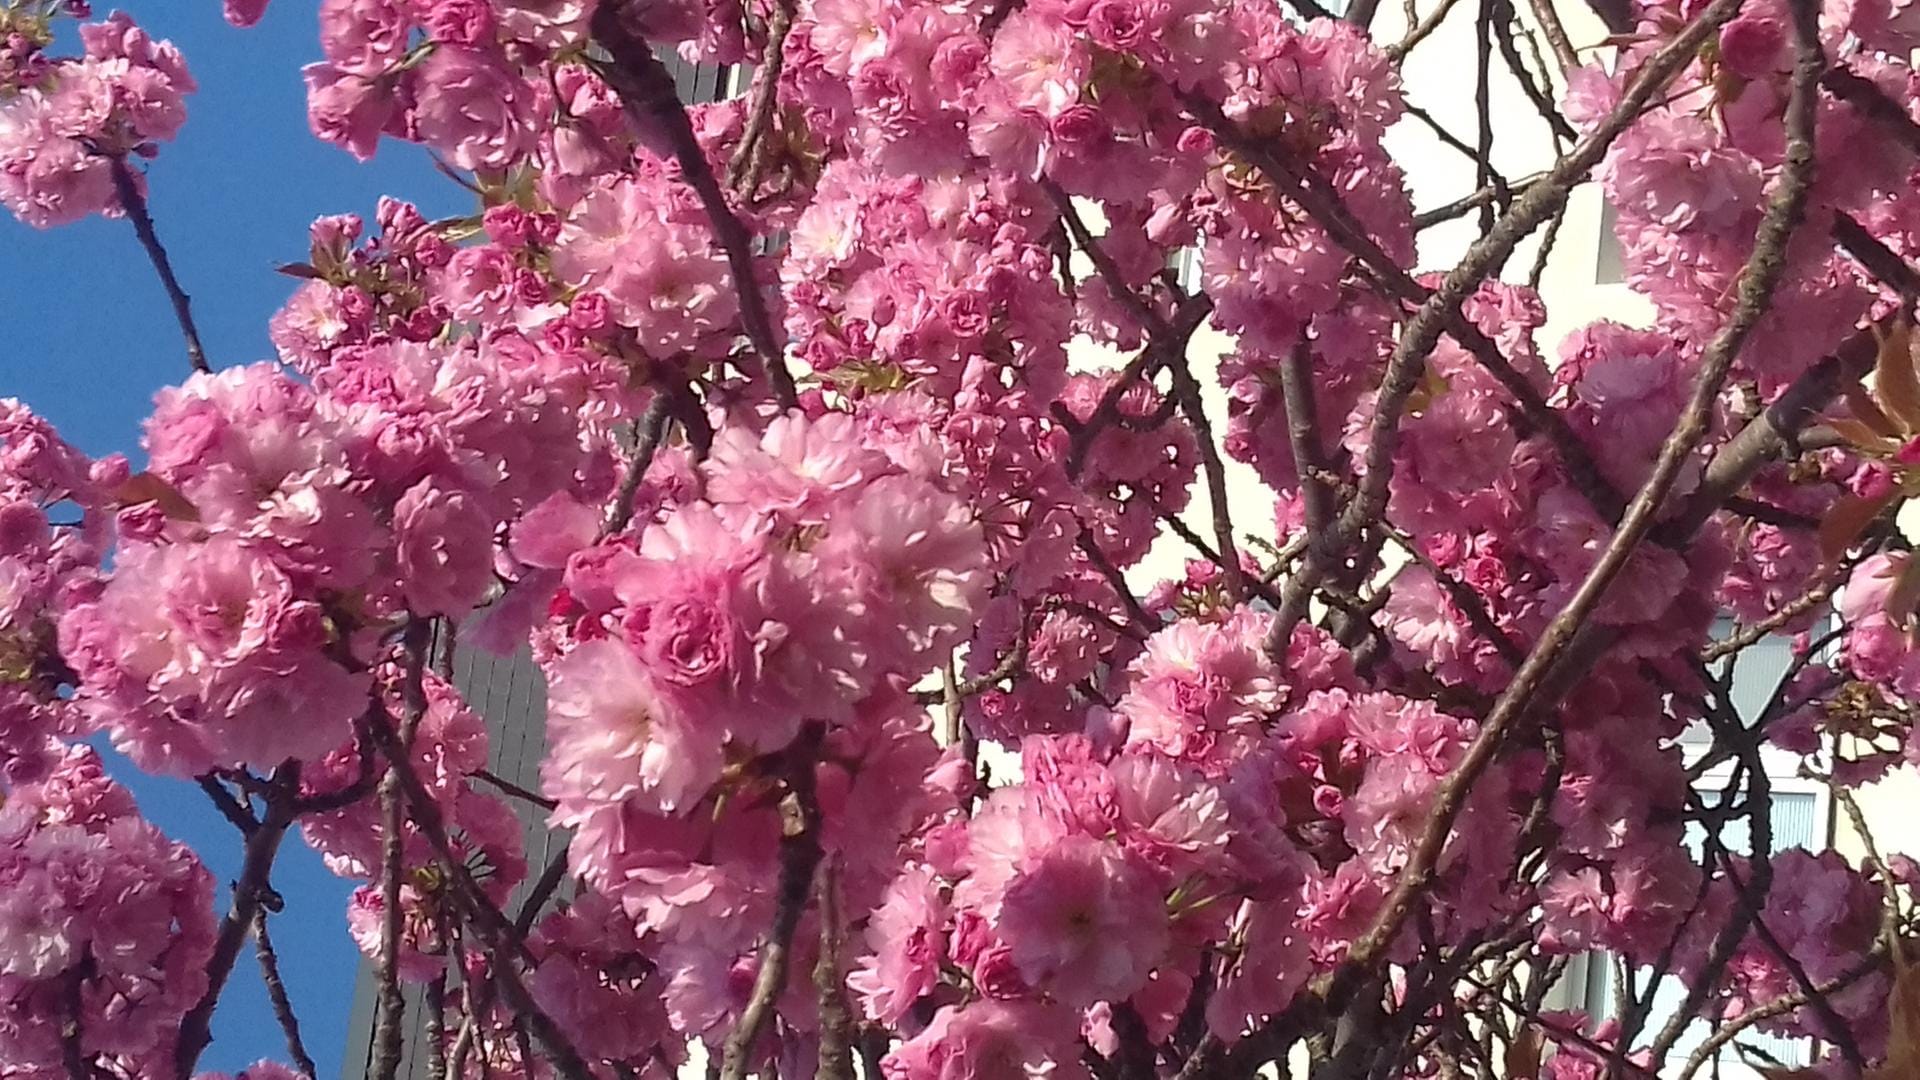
[1525,0,1580,73]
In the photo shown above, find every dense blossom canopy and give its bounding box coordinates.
[5,0,1920,1076]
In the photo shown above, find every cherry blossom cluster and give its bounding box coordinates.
[0,7,193,226]
[0,743,216,1077]
[2,0,1920,1074]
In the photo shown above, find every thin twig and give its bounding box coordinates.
[1166,349,1248,604]
[107,158,210,374]
[364,712,599,1080]
[1077,530,1157,632]
[1701,565,1842,661]
[1833,211,1920,298]
[198,774,258,834]
[513,849,571,938]
[1386,0,1468,62]
[1490,0,1579,143]
[1474,0,1500,236]
[294,710,381,814]
[1202,0,1751,652]
[371,622,432,1080]
[471,767,559,812]
[253,907,319,1079]
[1043,183,1243,602]
[604,393,675,536]
[1677,946,1885,1080]
[726,0,797,195]
[175,766,301,1079]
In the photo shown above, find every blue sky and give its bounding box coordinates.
[1,5,468,1076]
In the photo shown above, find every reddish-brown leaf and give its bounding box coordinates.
[1873,319,1920,436]
[110,472,200,522]
[1819,492,1894,562]
[1876,945,1920,1079]
[1504,1026,1542,1080]
[1845,381,1906,442]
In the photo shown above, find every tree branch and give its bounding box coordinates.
[1821,64,1920,155]
[589,3,799,410]
[252,906,319,1079]
[513,849,572,938]
[371,621,432,1080]
[1198,0,1750,652]
[1490,0,1578,144]
[813,857,855,1080]
[726,0,797,195]
[719,723,826,1080]
[1525,0,1580,73]
[604,392,675,536]
[471,767,559,812]
[108,157,211,375]
[1386,0,1468,63]
[1326,0,1820,1001]
[363,708,599,1080]
[175,766,301,1079]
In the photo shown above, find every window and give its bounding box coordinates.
[1549,622,1834,1077]
[1596,199,1625,284]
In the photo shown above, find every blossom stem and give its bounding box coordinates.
[107,158,211,375]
